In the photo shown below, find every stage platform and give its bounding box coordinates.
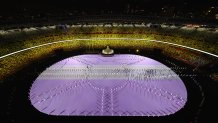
[30,54,187,116]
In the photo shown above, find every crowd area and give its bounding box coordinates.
[0,25,217,81]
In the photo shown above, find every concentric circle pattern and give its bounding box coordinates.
[29,54,187,116]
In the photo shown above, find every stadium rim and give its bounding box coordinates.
[0,38,218,59]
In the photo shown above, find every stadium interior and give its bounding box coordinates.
[0,0,218,123]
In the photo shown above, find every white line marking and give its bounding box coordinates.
[0,38,217,59]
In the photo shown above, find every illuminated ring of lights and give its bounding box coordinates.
[0,38,218,59]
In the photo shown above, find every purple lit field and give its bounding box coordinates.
[29,54,187,116]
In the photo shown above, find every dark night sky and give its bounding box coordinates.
[0,0,218,16]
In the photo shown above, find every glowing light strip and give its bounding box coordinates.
[0,40,73,59]
[149,39,218,58]
[0,38,217,59]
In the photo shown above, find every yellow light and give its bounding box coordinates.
[136,49,139,53]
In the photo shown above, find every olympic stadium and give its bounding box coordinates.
[1,0,218,123]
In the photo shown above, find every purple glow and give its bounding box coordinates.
[29,54,187,116]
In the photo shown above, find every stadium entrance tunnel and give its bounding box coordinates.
[30,54,187,116]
